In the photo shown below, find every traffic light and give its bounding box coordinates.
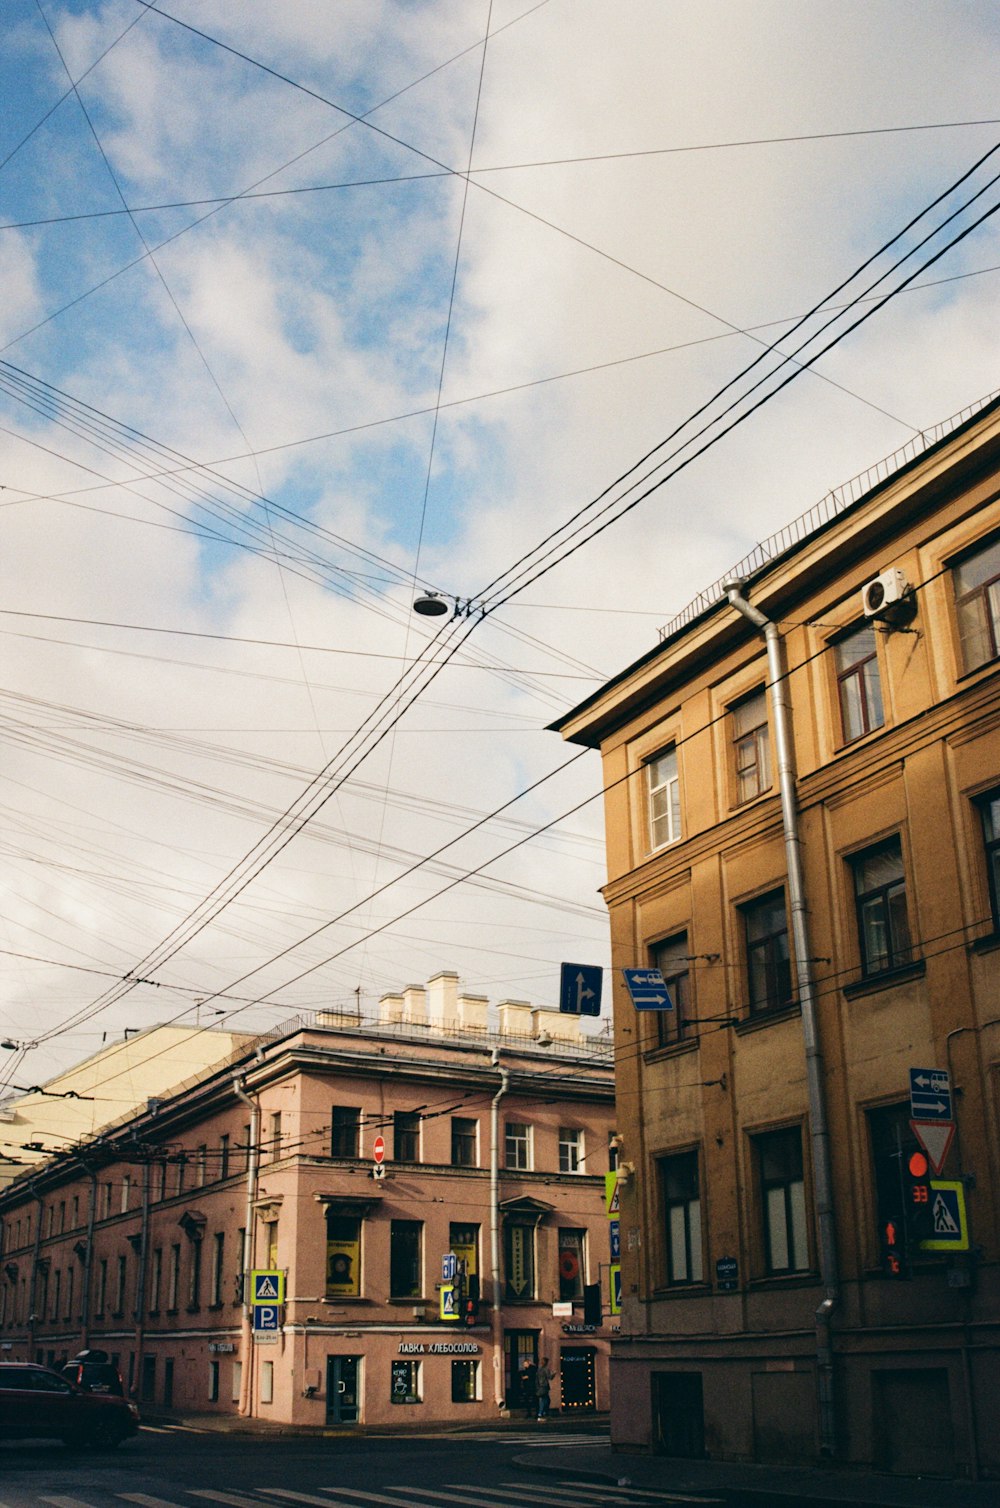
[463,1274,480,1326]
[903,1149,935,1248]
[583,1282,602,1326]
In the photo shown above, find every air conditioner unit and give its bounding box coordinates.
[861,569,911,619]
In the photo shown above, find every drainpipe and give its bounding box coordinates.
[132,1156,152,1401]
[232,1076,260,1418]
[79,1168,97,1348]
[489,1048,510,1411]
[27,1181,43,1362]
[724,580,840,1460]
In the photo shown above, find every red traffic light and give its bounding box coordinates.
[907,1150,929,1179]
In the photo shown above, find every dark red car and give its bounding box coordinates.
[0,1362,139,1448]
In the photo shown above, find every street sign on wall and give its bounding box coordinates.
[909,1067,952,1121]
[920,1180,969,1252]
[250,1269,285,1305]
[621,968,674,1011]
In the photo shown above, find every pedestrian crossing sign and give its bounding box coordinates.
[251,1268,285,1305]
[605,1171,620,1218]
[919,1180,969,1252]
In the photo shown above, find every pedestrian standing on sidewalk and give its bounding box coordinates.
[535,1356,551,1420]
[519,1358,537,1419]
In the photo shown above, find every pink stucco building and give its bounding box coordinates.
[0,973,616,1427]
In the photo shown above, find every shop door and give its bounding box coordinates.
[503,1330,538,1415]
[326,1354,360,1425]
[559,1347,596,1411]
[653,1371,705,1458]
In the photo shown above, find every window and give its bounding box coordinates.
[953,534,1000,671]
[732,687,770,802]
[451,1117,478,1167]
[168,1244,180,1311]
[647,747,681,849]
[451,1359,479,1403]
[852,836,912,976]
[64,1265,74,1321]
[156,1161,167,1201]
[58,1201,65,1233]
[265,1220,278,1269]
[557,1228,585,1301]
[211,1233,225,1307]
[268,1112,282,1161]
[391,1358,421,1405]
[505,1122,532,1171]
[260,1359,274,1405]
[659,1150,703,1284]
[208,1360,220,1403]
[504,1222,535,1300]
[326,1212,361,1297]
[650,932,692,1046]
[393,1110,420,1164]
[196,1146,207,1187]
[976,789,1000,931]
[114,1254,127,1315]
[389,1220,422,1299]
[558,1128,583,1174]
[449,1223,478,1284]
[188,1238,203,1309]
[219,1134,230,1181]
[121,1175,131,1213]
[331,1106,361,1159]
[742,888,792,1013]
[835,623,884,743]
[51,1269,61,1322]
[150,1248,162,1314]
[756,1127,808,1274]
[102,1182,112,1219]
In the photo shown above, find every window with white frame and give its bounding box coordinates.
[647,747,681,849]
[755,1126,808,1274]
[731,687,771,802]
[659,1150,703,1284]
[504,1122,532,1171]
[834,624,884,743]
[953,533,1000,671]
[558,1127,583,1173]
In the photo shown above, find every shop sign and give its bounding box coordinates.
[397,1341,480,1355]
[326,1233,360,1296]
[209,1342,235,1353]
[562,1323,597,1334]
[391,1359,420,1404]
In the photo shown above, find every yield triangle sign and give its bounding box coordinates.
[910,1119,955,1176]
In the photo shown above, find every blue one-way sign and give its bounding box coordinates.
[622,967,674,1011]
[560,963,603,1017]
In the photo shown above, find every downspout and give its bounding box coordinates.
[132,1156,151,1400]
[79,1168,97,1348]
[233,1076,259,1418]
[489,1048,510,1411]
[724,580,840,1460]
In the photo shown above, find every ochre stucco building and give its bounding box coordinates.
[555,395,1000,1479]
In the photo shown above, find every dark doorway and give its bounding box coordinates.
[560,1347,596,1411]
[326,1354,360,1425]
[163,1357,174,1407]
[504,1329,538,1415]
[141,1354,156,1403]
[652,1371,705,1458]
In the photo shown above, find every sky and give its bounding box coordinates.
[1,0,999,1099]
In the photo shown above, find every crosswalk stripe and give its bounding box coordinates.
[190,1492,271,1508]
[496,1486,721,1506]
[120,1494,196,1508]
[408,1490,552,1507]
[39,1498,99,1508]
[483,1487,637,1505]
[263,1490,413,1508]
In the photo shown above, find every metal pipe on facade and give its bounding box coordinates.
[232,1075,260,1418]
[132,1155,152,1401]
[724,580,840,1460]
[79,1168,97,1347]
[489,1047,510,1411]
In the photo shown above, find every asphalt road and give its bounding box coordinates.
[0,1424,988,1508]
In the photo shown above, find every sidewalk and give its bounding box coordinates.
[516,1438,1000,1507]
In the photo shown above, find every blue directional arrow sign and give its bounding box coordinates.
[909,1066,952,1122]
[622,967,674,1011]
[559,962,603,1017]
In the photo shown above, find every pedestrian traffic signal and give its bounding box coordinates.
[881,1215,908,1278]
[463,1274,480,1326]
[904,1149,935,1246]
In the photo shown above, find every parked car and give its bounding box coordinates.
[61,1349,125,1397]
[0,1363,139,1448]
